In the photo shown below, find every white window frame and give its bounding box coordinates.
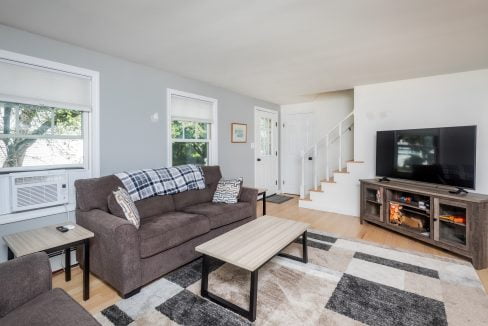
[0,50,100,176]
[166,88,218,166]
[0,50,100,225]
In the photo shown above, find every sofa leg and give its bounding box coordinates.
[122,287,141,299]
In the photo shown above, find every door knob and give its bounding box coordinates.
[257,158,261,161]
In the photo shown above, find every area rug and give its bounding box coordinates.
[264,194,293,204]
[94,230,488,325]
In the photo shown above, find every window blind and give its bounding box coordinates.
[0,59,92,111]
[171,94,214,122]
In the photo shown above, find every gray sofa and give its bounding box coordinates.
[75,166,257,297]
[0,252,99,326]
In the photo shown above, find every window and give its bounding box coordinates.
[171,120,210,165]
[260,117,272,156]
[168,89,217,166]
[0,102,84,168]
[0,53,96,172]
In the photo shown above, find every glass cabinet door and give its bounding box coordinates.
[434,198,468,249]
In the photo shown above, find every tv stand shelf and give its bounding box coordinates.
[360,179,488,269]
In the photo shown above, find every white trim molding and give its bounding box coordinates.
[166,88,218,166]
[0,49,100,176]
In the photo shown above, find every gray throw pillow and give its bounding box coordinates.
[212,178,243,204]
[112,187,140,229]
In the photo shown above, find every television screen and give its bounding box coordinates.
[376,126,477,189]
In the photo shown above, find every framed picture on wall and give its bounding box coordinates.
[231,123,247,143]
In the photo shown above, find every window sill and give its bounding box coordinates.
[0,203,75,225]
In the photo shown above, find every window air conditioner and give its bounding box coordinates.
[10,170,69,212]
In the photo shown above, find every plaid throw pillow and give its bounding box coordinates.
[112,187,140,229]
[212,178,243,204]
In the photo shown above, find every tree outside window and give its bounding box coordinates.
[171,120,210,166]
[0,101,83,169]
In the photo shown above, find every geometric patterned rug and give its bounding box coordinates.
[94,230,488,325]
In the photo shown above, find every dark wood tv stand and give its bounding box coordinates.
[360,179,488,269]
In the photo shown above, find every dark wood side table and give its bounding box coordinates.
[3,224,94,301]
[257,188,267,216]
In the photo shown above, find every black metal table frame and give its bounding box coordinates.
[201,231,308,322]
[7,238,90,301]
[258,190,266,216]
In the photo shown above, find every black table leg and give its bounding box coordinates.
[249,270,258,322]
[201,255,259,322]
[83,239,90,301]
[277,231,309,263]
[7,247,14,260]
[302,231,308,264]
[65,248,71,282]
[263,191,266,216]
[201,254,209,296]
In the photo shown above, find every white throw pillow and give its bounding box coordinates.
[212,178,243,204]
[112,187,141,229]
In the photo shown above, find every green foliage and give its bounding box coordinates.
[171,120,209,166]
[172,142,208,166]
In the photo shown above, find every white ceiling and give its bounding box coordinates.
[0,0,487,104]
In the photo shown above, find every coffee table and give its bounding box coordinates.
[3,224,94,301]
[195,215,309,321]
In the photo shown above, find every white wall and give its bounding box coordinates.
[282,90,354,143]
[281,90,354,192]
[354,69,488,194]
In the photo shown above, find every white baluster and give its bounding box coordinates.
[313,144,318,190]
[338,123,342,172]
[326,134,330,181]
[300,151,305,199]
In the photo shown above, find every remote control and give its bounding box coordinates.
[56,226,69,233]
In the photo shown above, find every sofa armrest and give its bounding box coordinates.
[0,252,51,317]
[76,209,142,296]
[239,187,258,219]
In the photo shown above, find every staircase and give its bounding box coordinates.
[298,111,364,216]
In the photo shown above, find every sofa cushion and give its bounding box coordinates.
[108,193,175,219]
[182,202,253,229]
[173,165,222,210]
[212,178,243,204]
[136,195,176,218]
[0,288,99,326]
[139,212,210,258]
[111,187,141,229]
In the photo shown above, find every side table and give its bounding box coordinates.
[3,224,94,301]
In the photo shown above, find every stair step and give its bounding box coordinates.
[334,168,349,174]
[309,186,323,192]
[346,160,364,163]
[321,178,336,183]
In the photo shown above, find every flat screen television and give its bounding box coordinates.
[376,126,477,189]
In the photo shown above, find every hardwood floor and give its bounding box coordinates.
[53,196,488,314]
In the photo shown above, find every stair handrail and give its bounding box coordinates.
[300,110,354,199]
[301,110,354,156]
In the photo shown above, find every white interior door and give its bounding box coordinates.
[255,108,278,195]
[282,111,313,194]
